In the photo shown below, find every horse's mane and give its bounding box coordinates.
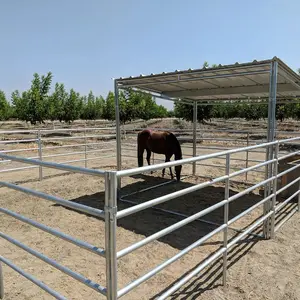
[168,132,182,159]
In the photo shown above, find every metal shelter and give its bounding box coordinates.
[114,56,300,180]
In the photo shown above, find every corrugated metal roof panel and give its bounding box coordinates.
[116,57,300,101]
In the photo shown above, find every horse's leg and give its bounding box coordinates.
[162,154,173,179]
[146,148,153,174]
[138,147,144,167]
[162,156,166,178]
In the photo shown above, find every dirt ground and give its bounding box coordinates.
[1,118,300,300]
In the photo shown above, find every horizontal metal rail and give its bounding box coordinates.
[0,208,105,257]
[0,126,114,135]
[275,190,300,212]
[275,207,298,232]
[278,150,300,162]
[116,137,300,177]
[117,175,228,219]
[0,165,37,174]
[0,256,67,300]
[0,181,105,219]
[43,141,115,151]
[276,176,300,196]
[0,147,39,154]
[42,134,115,141]
[228,193,274,225]
[157,210,273,299]
[228,176,275,203]
[117,199,227,258]
[41,148,116,160]
[117,224,227,298]
[117,161,276,257]
[0,232,106,295]
[117,157,276,219]
[122,141,272,155]
[0,153,105,177]
[0,138,38,144]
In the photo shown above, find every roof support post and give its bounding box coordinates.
[114,80,122,190]
[263,60,278,239]
[192,101,197,175]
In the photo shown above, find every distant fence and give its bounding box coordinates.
[1,136,299,299]
[1,126,298,184]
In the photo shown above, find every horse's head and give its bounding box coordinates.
[175,164,182,181]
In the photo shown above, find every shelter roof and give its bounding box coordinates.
[116,57,300,101]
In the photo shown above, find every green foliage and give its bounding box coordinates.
[0,91,11,120]
[4,65,300,124]
[63,89,82,123]
[174,101,212,123]
[26,72,53,124]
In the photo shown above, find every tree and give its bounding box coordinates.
[63,89,82,123]
[95,96,105,119]
[26,72,52,124]
[0,91,10,120]
[174,101,212,123]
[82,91,97,120]
[104,91,115,120]
[202,61,209,68]
[11,90,29,122]
[47,83,67,122]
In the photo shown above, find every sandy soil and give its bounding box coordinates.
[1,118,300,300]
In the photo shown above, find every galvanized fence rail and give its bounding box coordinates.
[0,155,108,299]
[1,130,300,299]
[1,127,298,184]
[112,136,300,299]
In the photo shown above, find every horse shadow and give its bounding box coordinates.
[53,173,266,251]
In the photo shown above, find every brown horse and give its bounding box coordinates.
[137,129,182,181]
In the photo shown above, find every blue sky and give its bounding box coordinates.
[0,0,299,109]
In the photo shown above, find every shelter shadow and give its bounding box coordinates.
[54,173,264,251]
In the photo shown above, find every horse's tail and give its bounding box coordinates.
[168,132,182,160]
[137,130,150,167]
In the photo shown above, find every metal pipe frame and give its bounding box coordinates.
[0,181,105,219]
[156,210,273,300]
[274,207,298,233]
[0,208,105,257]
[264,60,278,238]
[112,139,299,299]
[0,232,107,295]
[0,256,66,300]
[223,153,230,285]
[115,79,122,190]
[105,172,118,300]
[116,137,300,178]
[192,101,197,175]
[0,126,116,135]
[0,152,105,177]
[1,129,300,300]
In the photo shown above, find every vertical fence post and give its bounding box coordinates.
[105,171,118,300]
[114,80,122,190]
[223,153,230,286]
[263,144,272,239]
[270,142,279,239]
[245,132,249,182]
[37,130,43,181]
[192,101,197,175]
[0,261,3,299]
[84,125,87,168]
